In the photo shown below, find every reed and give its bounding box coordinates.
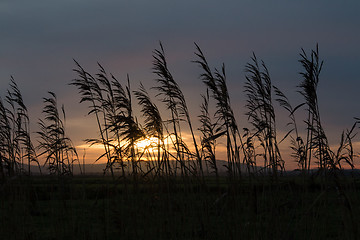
[72,61,149,181]
[194,43,245,179]
[111,75,144,181]
[134,83,168,177]
[37,92,79,175]
[95,63,127,178]
[153,42,202,179]
[244,53,284,176]
[71,61,114,176]
[0,78,40,180]
[297,45,330,171]
[275,45,357,174]
[198,90,219,179]
[274,85,306,171]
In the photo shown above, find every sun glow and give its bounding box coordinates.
[75,134,192,163]
[135,137,160,152]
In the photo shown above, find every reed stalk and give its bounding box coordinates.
[297,45,333,172]
[37,92,78,175]
[194,43,246,179]
[198,90,218,179]
[0,78,40,178]
[134,83,167,177]
[153,42,203,179]
[72,61,115,177]
[244,54,285,177]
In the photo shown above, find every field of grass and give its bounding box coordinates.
[1,44,360,239]
[1,174,359,240]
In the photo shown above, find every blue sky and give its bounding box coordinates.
[1,0,360,167]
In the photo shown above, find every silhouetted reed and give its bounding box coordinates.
[198,90,218,179]
[244,53,284,175]
[134,83,168,177]
[72,62,147,180]
[274,86,306,171]
[194,43,245,179]
[153,42,203,179]
[67,43,359,182]
[112,75,145,181]
[298,45,329,171]
[274,45,356,175]
[37,92,79,175]
[0,78,40,180]
[71,61,114,176]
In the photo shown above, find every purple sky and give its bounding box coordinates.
[1,0,360,168]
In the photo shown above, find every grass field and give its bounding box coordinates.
[1,173,359,240]
[1,44,360,239]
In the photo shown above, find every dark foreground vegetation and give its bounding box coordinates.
[1,43,360,239]
[1,174,360,240]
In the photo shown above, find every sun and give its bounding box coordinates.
[135,137,160,152]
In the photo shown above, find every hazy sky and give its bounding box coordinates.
[1,0,360,167]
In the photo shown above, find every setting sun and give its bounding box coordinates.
[134,137,160,152]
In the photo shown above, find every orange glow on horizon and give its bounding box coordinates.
[73,137,360,170]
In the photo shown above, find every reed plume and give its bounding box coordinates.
[0,78,40,179]
[71,61,114,176]
[112,75,144,179]
[274,86,306,170]
[198,90,218,178]
[37,92,78,175]
[134,83,168,177]
[153,42,202,178]
[297,45,332,171]
[194,43,245,178]
[244,53,284,175]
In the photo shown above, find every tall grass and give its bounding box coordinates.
[198,90,219,179]
[37,92,79,175]
[244,53,284,176]
[112,75,145,181]
[297,45,329,171]
[1,43,360,240]
[0,44,355,180]
[194,43,246,179]
[274,85,306,171]
[0,78,40,180]
[153,42,203,179]
[134,83,167,177]
[72,62,147,180]
[71,61,116,177]
[274,45,356,174]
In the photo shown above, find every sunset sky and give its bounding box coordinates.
[1,1,360,169]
